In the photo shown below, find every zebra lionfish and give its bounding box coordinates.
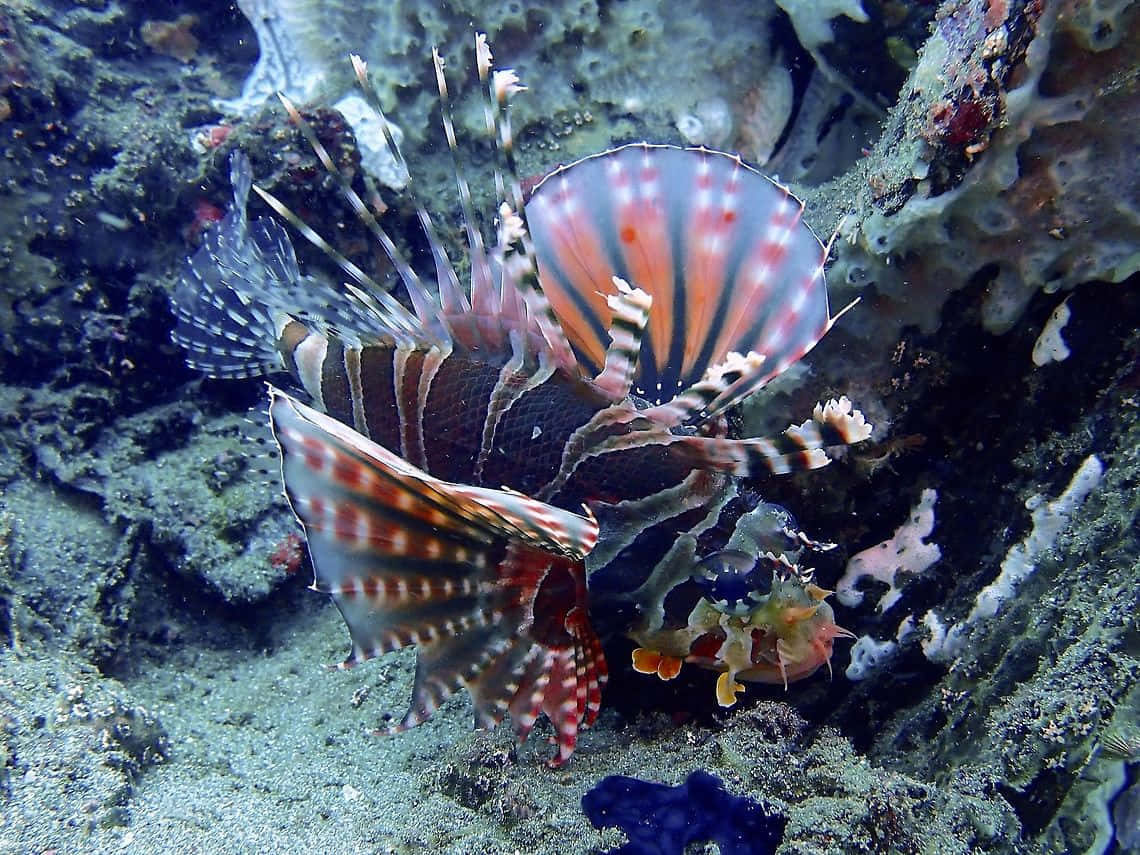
[171,35,871,765]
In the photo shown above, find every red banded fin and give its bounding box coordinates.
[267,387,604,764]
[527,144,836,416]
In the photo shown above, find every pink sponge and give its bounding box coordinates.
[837,489,941,613]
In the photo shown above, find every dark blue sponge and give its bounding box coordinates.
[581,769,786,855]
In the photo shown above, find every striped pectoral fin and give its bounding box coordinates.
[673,395,873,476]
[643,350,767,428]
[267,386,604,764]
[464,542,607,765]
[395,548,605,767]
[527,145,841,409]
[580,395,872,479]
[401,539,605,742]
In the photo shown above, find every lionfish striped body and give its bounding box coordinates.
[172,37,871,764]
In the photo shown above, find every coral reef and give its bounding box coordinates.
[0,0,1136,851]
[815,0,1140,362]
[837,487,941,614]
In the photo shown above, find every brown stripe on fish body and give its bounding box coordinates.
[317,337,355,428]
[419,354,502,484]
[567,440,696,505]
[478,372,609,500]
[278,327,371,439]
[344,346,368,435]
[357,344,402,454]
[280,322,329,411]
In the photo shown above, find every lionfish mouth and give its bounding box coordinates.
[171,32,871,765]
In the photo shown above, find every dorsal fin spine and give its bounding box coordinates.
[469,44,579,375]
[347,57,464,324]
[269,95,433,344]
[475,34,508,206]
[432,45,495,333]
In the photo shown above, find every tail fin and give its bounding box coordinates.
[268,386,605,765]
[172,151,436,379]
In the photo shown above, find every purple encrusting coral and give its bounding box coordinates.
[582,770,785,855]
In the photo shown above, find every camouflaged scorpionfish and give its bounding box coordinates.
[171,35,871,765]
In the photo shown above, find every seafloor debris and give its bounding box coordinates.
[140,14,200,64]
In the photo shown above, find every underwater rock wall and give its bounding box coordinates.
[0,0,1136,852]
[220,0,787,180]
[819,0,1140,359]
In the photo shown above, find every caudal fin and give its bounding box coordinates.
[170,153,291,378]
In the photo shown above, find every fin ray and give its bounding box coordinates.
[528,144,835,414]
[268,386,605,764]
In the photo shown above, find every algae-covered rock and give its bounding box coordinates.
[0,654,169,844]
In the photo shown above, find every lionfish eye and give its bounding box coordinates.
[692,550,773,616]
